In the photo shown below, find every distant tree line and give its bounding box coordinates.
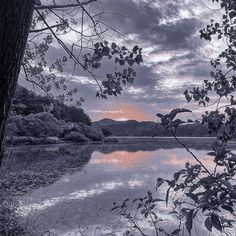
[94,119,211,137]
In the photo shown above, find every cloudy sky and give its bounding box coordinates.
[24,0,225,121]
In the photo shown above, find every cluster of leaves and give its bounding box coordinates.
[156,108,192,131]
[7,112,62,138]
[23,1,143,104]
[111,192,181,236]
[110,106,233,235]
[113,1,236,235]
[86,42,143,99]
[154,105,236,235]
[185,0,236,106]
[24,30,78,103]
[154,1,236,233]
[156,160,236,234]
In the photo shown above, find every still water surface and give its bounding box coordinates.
[19,138,233,236]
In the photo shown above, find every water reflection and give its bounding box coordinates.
[91,150,150,169]
[18,138,227,235]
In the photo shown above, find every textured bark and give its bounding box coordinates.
[0,0,35,165]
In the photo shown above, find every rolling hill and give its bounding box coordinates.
[93,118,210,137]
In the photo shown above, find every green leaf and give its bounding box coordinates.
[169,108,192,121]
[94,42,99,49]
[121,46,127,51]
[166,187,170,206]
[171,229,181,235]
[119,60,125,66]
[221,204,233,213]
[147,191,153,201]
[174,171,181,181]
[218,179,231,189]
[111,42,117,49]
[156,113,164,118]
[211,214,222,231]
[205,217,212,232]
[228,156,236,162]
[185,209,194,234]
[153,198,164,202]
[110,206,119,211]
[132,45,139,53]
[207,152,216,156]
[141,209,147,215]
[127,77,134,84]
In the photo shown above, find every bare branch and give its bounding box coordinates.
[30,23,66,33]
[49,9,108,38]
[34,7,103,92]
[22,63,53,99]
[36,0,97,10]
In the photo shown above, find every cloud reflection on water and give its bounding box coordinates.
[19,142,219,235]
[91,150,150,169]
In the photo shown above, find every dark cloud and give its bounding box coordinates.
[96,0,201,50]
[23,0,212,121]
[82,0,209,120]
[178,60,211,77]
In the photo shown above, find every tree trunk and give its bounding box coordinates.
[0,0,35,166]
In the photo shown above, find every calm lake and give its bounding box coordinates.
[13,137,236,236]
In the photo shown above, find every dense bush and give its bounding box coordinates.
[7,112,62,138]
[56,105,91,125]
[61,122,104,142]
[63,131,88,142]
[101,127,112,137]
[12,86,91,125]
[80,123,105,141]
[6,112,106,144]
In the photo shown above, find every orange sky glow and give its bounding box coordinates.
[92,103,153,121]
[91,151,151,169]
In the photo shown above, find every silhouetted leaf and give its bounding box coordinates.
[222,205,233,213]
[166,187,170,206]
[186,209,194,234]
[211,214,222,231]
[169,108,192,121]
[156,113,164,118]
[205,217,212,232]
[174,171,181,181]
[207,152,216,156]
[172,229,181,235]
[111,206,119,211]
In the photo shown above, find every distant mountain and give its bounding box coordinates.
[93,118,210,137]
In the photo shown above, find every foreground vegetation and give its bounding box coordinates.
[0,144,94,235]
[5,86,112,145]
[2,0,236,235]
[113,0,236,235]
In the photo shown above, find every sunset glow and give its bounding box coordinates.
[92,103,152,121]
[91,150,150,169]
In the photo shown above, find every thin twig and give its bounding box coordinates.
[36,0,97,10]
[35,7,103,92]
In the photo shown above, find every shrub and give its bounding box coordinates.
[7,112,62,138]
[12,86,92,125]
[101,127,112,137]
[80,124,104,141]
[0,194,29,236]
[63,131,88,142]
